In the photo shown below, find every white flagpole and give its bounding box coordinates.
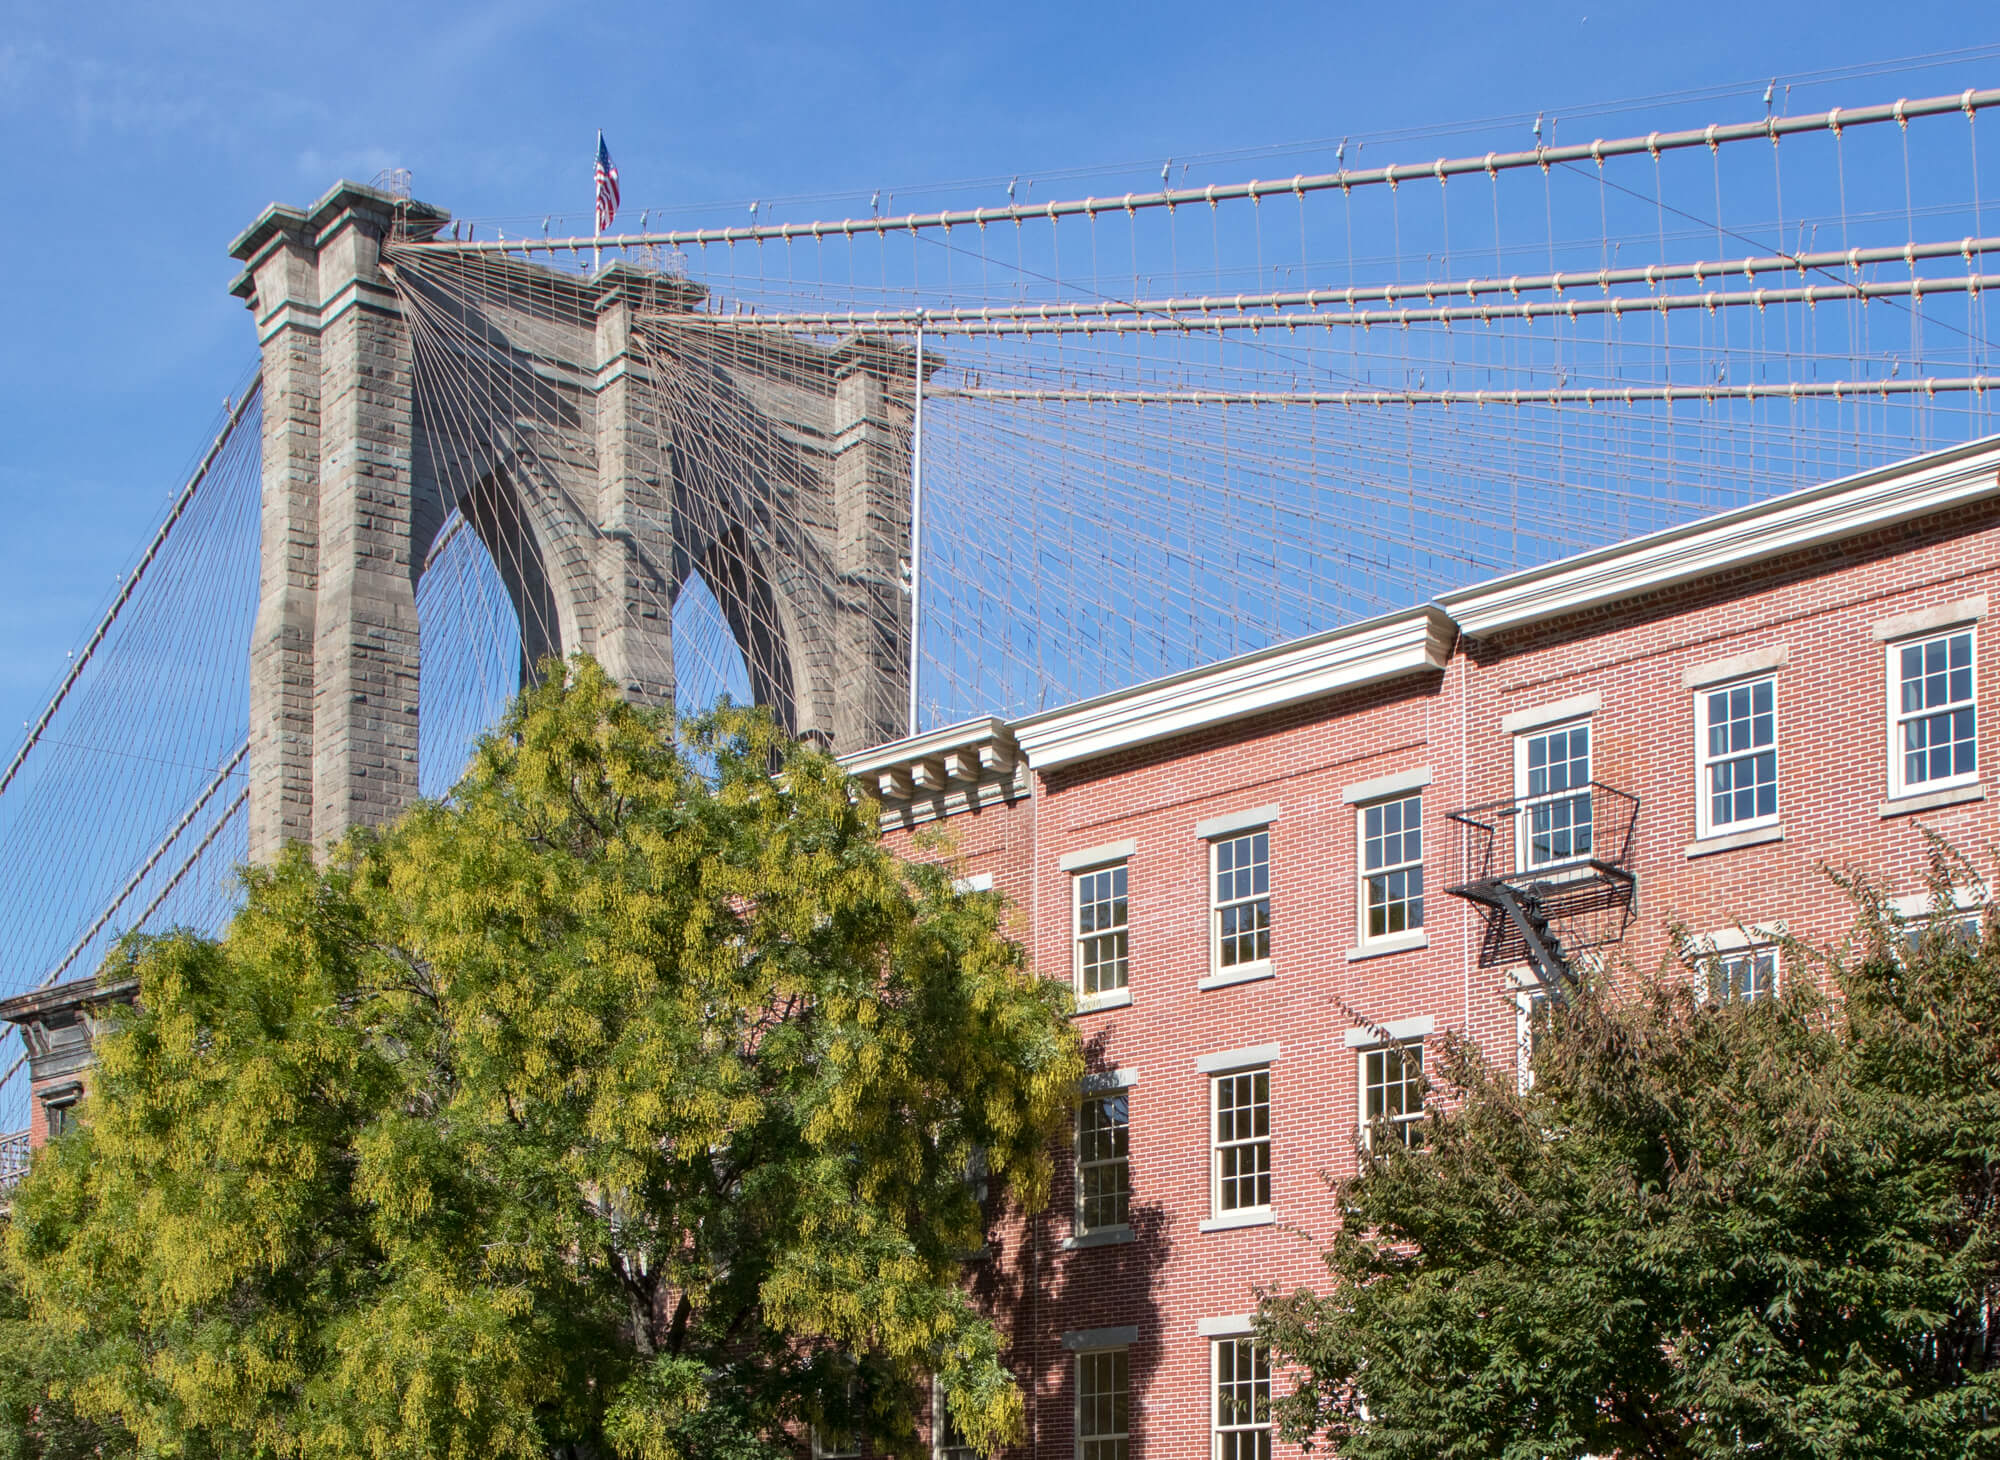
[908,319,925,738]
[593,129,603,273]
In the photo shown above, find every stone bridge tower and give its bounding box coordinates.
[228,181,915,860]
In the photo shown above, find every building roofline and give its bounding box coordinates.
[849,435,2000,785]
[1011,604,1456,773]
[0,972,140,1026]
[837,715,1014,777]
[1438,433,2000,636]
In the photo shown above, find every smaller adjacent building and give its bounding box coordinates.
[0,972,137,1204]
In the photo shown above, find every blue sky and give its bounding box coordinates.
[2,0,1998,747]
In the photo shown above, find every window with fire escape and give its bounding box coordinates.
[1515,722,1593,870]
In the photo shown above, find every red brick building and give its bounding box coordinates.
[839,434,2000,1460]
[8,435,2000,1453]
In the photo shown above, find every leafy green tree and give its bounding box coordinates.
[0,1249,130,1460]
[1261,880,2000,1460]
[3,659,1080,1460]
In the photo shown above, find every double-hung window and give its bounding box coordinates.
[1516,722,1592,870]
[1211,830,1271,971]
[1360,1043,1425,1148]
[1076,1091,1131,1235]
[810,1359,862,1460]
[1212,1338,1271,1460]
[1074,865,1130,1001]
[1890,628,1978,796]
[1076,1349,1130,1460]
[1697,677,1777,834]
[1211,1069,1271,1215]
[1714,945,1778,1003]
[1359,793,1424,941]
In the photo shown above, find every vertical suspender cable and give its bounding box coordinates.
[909,318,925,738]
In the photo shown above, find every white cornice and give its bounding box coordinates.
[1438,435,2000,637]
[837,716,1014,778]
[1012,605,1454,773]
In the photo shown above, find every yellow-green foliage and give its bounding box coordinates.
[3,659,1081,1460]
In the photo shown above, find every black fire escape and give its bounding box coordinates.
[1445,781,1640,1001]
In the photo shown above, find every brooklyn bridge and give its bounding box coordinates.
[3,80,2000,1149]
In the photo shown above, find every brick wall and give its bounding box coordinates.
[875,495,2000,1460]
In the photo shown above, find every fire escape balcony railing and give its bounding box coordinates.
[0,1128,29,1197]
[1444,781,1640,1000]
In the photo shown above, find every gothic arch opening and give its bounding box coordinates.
[453,473,565,685]
[414,510,523,799]
[672,570,754,721]
[675,527,798,733]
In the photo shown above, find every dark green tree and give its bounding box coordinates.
[3,659,1080,1460]
[1261,880,2000,1460]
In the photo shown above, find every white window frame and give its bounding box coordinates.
[1512,718,1594,872]
[1512,975,1550,1093]
[932,1378,976,1460]
[1073,862,1131,1004]
[1209,829,1272,976]
[1694,674,1780,839]
[1209,1067,1272,1219]
[1356,1040,1425,1148]
[1210,1336,1272,1460]
[1886,626,1980,799]
[1682,924,1786,1004]
[1889,889,1987,954]
[1075,1347,1130,1460]
[1713,944,1779,1002]
[1075,1088,1132,1237]
[1356,791,1425,946]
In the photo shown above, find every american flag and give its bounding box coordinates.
[594,132,620,233]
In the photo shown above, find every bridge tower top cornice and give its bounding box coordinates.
[227,180,451,302]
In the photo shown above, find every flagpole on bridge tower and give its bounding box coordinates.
[593,129,603,273]
[908,318,925,739]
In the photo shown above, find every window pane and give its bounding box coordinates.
[1079,1349,1129,1460]
[1362,791,1426,940]
[1522,727,1591,866]
[1897,633,1977,789]
[1076,865,1130,995]
[1214,1340,1271,1460]
[1361,1045,1425,1146]
[1078,1094,1131,1232]
[1214,1071,1272,1211]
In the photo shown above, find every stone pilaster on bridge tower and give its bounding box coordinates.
[231,182,445,857]
[234,207,322,859]
[830,340,918,752]
[591,267,679,708]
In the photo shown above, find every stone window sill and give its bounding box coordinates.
[1072,988,1133,1016]
[1684,821,1785,859]
[1880,781,1987,818]
[1347,929,1429,962]
[1062,1224,1135,1251]
[1199,961,1274,992]
[1199,1209,1275,1234]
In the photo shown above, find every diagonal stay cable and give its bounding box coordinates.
[0,383,260,801]
[0,781,250,1105]
[35,741,247,991]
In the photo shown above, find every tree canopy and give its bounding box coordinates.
[1261,883,2000,1460]
[3,660,1081,1460]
